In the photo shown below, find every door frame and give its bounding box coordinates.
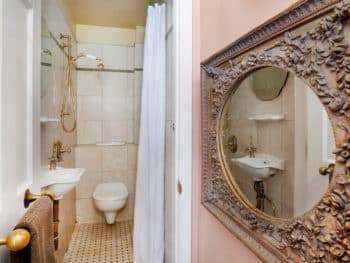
[173,0,192,262]
[0,0,41,259]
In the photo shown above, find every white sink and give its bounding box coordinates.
[232,154,284,181]
[41,167,85,199]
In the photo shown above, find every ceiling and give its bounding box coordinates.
[63,0,149,29]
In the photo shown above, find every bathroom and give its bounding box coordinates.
[0,0,188,262]
[41,0,173,262]
[2,0,350,263]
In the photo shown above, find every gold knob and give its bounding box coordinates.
[319,163,335,184]
[0,229,30,251]
[319,164,335,176]
[319,166,328,175]
[24,189,55,208]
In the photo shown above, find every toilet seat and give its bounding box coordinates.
[93,182,128,201]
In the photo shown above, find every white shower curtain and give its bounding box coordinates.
[133,4,166,263]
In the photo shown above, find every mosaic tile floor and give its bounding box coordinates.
[63,221,133,263]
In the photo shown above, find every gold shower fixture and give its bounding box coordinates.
[59,33,77,133]
[59,33,105,133]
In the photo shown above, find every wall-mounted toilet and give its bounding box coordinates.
[93,182,129,224]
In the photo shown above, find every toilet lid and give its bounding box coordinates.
[93,182,128,201]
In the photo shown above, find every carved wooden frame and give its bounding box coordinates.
[200,0,350,262]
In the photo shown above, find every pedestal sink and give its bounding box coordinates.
[232,153,284,181]
[41,167,85,199]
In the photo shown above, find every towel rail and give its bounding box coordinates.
[0,229,30,251]
[24,189,55,208]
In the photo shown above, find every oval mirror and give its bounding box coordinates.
[220,66,336,219]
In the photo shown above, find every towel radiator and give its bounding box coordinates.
[0,189,56,252]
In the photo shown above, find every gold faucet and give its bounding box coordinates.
[245,136,257,158]
[49,140,71,170]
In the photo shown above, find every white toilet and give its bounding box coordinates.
[93,182,129,224]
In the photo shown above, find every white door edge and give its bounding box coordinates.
[174,0,192,262]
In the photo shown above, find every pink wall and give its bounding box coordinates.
[192,1,296,262]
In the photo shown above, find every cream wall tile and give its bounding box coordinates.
[58,127,77,147]
[134,119,140,145]
[102,97,127,121]
[60,151,75,168]
[76,198,104,224]
[116,199,130,221]
[77,71,103,96]
[102,171,127,183]
[102,146,128,171]
[77,121,102,144]
[76,24,136,46]
[78,95,102,121]
[281,121,295,217]
[127,120,134,143]
[135,26,145,44]
[102,120,128,142]
[127,171,136,194]
[134,72,142,126]
[268,176,283,216]
[76,170,102,199]
[128,194,135,219]
[127,72,134,94]
[126,96,135,120]
[127,74,135,117]
[75,146,102,172]
[282,76,295,121]
[134,71,142,97]
[127,46,135,70]
[257,122,283,157]
[102,72,128,98]
[102,45,129,70]
[127,144,138,172]
[134,44,144,69]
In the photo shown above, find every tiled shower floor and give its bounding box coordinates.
[63,221,133,263]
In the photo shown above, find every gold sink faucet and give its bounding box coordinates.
[245,136,257,158]
[49,140,71,170]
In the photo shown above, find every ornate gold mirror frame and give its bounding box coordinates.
[200,0,350,262]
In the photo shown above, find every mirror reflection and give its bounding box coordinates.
[41,17,53,100]
[221,67,336,218]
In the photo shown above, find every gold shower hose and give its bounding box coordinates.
[60,34,77,133]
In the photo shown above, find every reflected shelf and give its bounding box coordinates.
[248,113,285,121]
[40,116,60,123]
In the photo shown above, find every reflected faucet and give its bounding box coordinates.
[245,136,257,158]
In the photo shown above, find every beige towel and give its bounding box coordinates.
[10,196,55,263]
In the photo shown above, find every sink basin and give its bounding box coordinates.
[41,167,85,199]
[232,154,284,181]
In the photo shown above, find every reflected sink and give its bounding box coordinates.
[41,167,85,199]
[232,154,284,181]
